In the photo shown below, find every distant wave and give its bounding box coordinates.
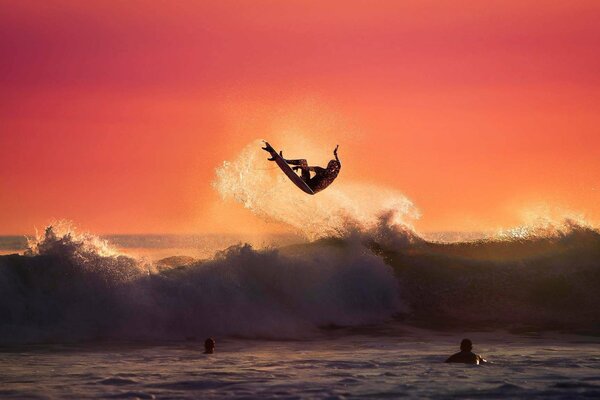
[380,219,600,330]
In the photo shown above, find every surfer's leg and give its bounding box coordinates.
[292,166,311,182]
[300,166,311,181]
[284,158,308,166]
[290,161,311,181]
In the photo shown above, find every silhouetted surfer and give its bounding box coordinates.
[262,143,341,194]
[445,339,487,364]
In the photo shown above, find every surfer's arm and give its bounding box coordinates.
[333,145,339,162]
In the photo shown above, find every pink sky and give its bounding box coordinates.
[1,1,599,234]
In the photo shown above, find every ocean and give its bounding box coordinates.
[1,330,599,399]
[1,220,599,398]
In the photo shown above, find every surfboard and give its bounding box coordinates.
[262,141,315,195]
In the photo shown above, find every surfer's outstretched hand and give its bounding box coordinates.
[334,145,339,156]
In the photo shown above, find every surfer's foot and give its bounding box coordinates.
[262,142,275,152]
[262,142,277,160]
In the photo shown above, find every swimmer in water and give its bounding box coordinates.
[445,338,487,364]
[204,338,215,354]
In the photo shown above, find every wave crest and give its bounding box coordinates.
[27,221,120,258]
[496,217,596,241]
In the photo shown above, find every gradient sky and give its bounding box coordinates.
[1,0,599,235]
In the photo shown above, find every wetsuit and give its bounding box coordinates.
[445,351,486,364]
[285,159,341,194]
[262,142,341,194]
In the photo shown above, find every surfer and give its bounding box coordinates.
[262,142,341,194]
[445,339,487,364]
[204,338,215,354]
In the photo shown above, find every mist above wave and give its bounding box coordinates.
[213,140,420,240]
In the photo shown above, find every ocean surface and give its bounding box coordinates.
[1,329,599,399]
[1,220,599,398]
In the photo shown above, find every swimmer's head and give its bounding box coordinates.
[204,337,215,354]
[460,338,472,352]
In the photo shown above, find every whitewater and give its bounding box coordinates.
[1,140,599,398]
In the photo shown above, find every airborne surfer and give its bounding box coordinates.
[262,142,341,194]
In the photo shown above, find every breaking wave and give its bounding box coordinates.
[1,216,599,344]
[0,223,403,344]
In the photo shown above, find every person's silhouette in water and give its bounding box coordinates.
[445,339,487,364]
[204,338,215,354]
[262,143,341,194]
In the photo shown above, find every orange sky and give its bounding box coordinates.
[1,0,599,235]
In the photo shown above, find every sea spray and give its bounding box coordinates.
[213,139,420,239]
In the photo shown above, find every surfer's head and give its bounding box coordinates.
[204,337,215,354]
[460,338,472,352]
[327,159,341,173]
